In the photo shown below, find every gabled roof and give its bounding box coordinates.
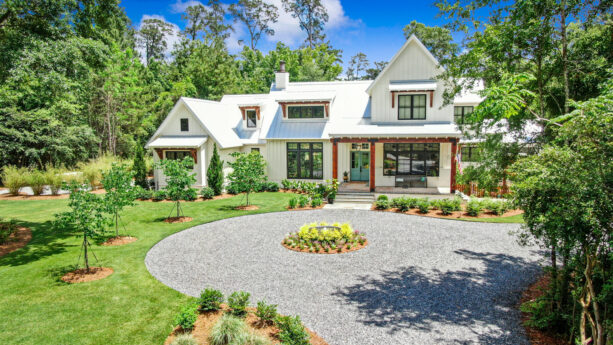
[366,35,442,94]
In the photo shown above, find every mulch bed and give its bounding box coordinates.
[101,236,137,246]
[520,274,568,345]
[0,189,106,200]
[282,241,368,255]
[164,216,193,224]
[372,206,523,219]
[0,227,32,257]
[61,267,114,284]
[164,304,329,345]
[235,205,260,211]
[286,204,326,211]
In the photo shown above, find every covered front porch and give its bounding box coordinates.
[331,137,459,194]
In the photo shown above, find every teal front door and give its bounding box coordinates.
[350,151,370,181]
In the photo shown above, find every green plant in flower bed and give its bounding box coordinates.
[466,198,484,216]
[283,222,367,253]
[482,198,512,215]
[416,199,430,214]
[173,303,198,331]
[438,197,462,215]
[374,200,390,210]
[297,195,309,208]
[288,197,297,209]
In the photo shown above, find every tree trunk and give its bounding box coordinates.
[551,244,558,310]
[586,253,605,345]
[176,201,180,218]
[83,234,89,272]
[246,192,249,206]
[115,212,119,237]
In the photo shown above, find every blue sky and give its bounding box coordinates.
[121,0,455,69]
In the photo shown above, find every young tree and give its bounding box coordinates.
[346,52,369,80]
[55,183,110,272]
[226,151,267,206]
[207,143,224,195]
[132,145,148,189]
[159,157,197,218]
[101,163,136,237]
[281,0,328,49]
[137,18,174,64]
[229,0,279,50]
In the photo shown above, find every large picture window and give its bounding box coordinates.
[383,143,439,176]
[287,105,325,119]
[454,106,473,124]
[287,142,323,179]
[398,94,426,120]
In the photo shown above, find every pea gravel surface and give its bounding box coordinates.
[146,209,543,345]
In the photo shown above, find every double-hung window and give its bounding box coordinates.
[287,143,323,179]
[180,118,189,132]
[398,94,426,120]
[454,106,473,124]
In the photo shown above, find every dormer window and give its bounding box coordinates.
[246,110,257,128]
[398,94,426,120]
[180,118,189,131]
[288,105,325,119]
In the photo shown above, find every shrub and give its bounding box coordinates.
[374,200,390,210]
[153,190,167,201]
[285,222,366,251]
[182,188,198,201]
[1,166,28,195]
[416,199,430,213]
[81,164,102,190]
[439,197,462,215]
[134,187,153,200]
[201,187,215,199]
[209,314,248,345]
[44,166,65,195]
[170,334,198,345]
[297,195,309,208]
[483,198,511,215]
[133,145,149,189]
[397,198,411,212]
[281,179,293,190]
[198,288,224,312]
[0,219,17,244]
[466,198,484,216]
[227,291,250,318]
[255,300,278,325]
[310,197,322,207]
[377,195,388,201]
[226,184,240,195]
[173,304,198,331]
[275,315,310,345]
[263,182,279,192]
[207,143,224,195]
[27,169,47,195]
[288,197,297,209]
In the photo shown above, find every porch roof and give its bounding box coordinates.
[328,123,461,138]
[388,80,437,92]
[146,136,208,148]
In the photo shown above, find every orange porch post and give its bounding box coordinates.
[450,139,457,193]
[332,139,338,181]
[369,140,376,192]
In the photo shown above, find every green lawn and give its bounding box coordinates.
[0,192,294,345]
[458,213,524,223]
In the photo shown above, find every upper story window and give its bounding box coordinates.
[454,106,473,124]
[287,105,325,119]
[180,118,189,132]
[398,94,426,120]
[246,110,257,128]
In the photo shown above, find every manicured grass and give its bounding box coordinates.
[0,192,294,345]
[458,213,524,223]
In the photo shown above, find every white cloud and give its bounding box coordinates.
[170,0,204,13]
[226,22,246,53]
[265,0,357,45]
[136,15,182,62]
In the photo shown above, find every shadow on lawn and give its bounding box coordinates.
[0,220,74,267]
[332,249,542,344]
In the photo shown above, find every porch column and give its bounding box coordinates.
[450,138,457,193]
[331,139,339,181]
[369,139,376,192]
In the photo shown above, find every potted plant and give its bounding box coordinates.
[327,190,336,204]
[343,171,349,182]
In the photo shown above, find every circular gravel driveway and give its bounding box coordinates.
[146,209,542,345]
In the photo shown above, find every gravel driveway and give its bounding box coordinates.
[145,209,543,345]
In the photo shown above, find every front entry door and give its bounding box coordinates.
[350,151,370,181]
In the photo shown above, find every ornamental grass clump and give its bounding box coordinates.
[209,314,248,345]
[283,222,367,252]
[170,334,198,345]
[1,166,28,195]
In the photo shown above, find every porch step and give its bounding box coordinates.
[334,192,375,204]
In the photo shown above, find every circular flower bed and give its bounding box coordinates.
[282,222,368,254]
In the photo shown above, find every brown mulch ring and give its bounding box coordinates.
[286,204,326,211]
[164,304,328,345]
[372,206,523,219]
[61,267,114,284]
[520,274,568,345]
[282,240,368,255]
[235,205,260,211]
[0,189,106,200]
[0,227,32,257]
[164,216,193,224]
[101,236,138,246]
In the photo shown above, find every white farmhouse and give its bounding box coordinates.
[145,35,483,194]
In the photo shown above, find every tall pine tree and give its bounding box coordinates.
[207,143,224,195]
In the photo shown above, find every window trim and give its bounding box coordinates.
[454,106,474,124]
[286,142,324,180]
[383,143,440,177]
[246,109,257,128]
[397,94,427,120]
[180,118,189,132]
